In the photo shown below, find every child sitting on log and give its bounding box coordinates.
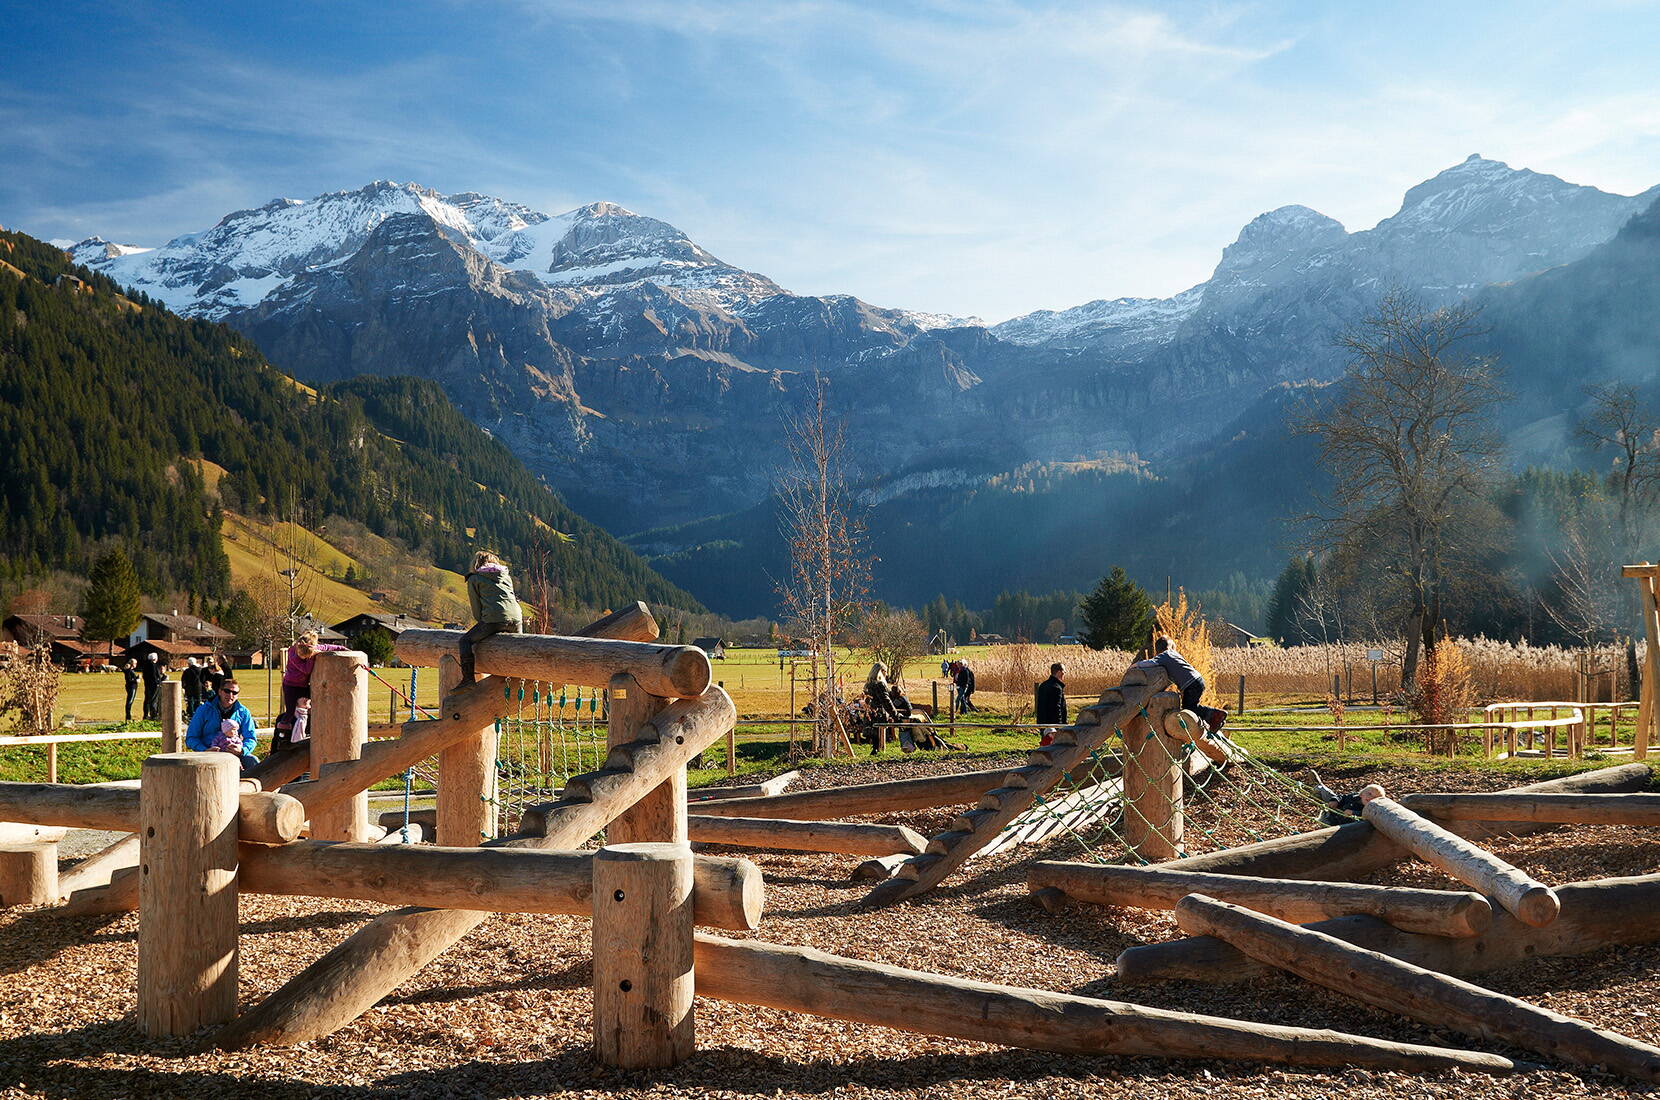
[459,550,524,688]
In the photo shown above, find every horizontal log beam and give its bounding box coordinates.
[1116,873,1660,984]
[687,815,927,856]
[691,935,1519,1075]
[394,629,709,698]
[0,781,304,845]
[686,766,1044,820]
[1176,893,1660,1083]
[236,841,760,929]
[1399,791,1660,825]
[686,770,802,803]
[1152,763,1651,881]
[1360,789,1559,927]
[1029,861,1491,937]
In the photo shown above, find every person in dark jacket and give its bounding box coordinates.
[1136,636,1226,733]
[180,657,204,715]
[1036,662,1067,746]
[952,660,977,713]
[140,651,164,720]
[121,658,139,722]
[459,551,523,687]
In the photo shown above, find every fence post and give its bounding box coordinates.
[592,842,695,1068]
[1237,675,1245,716]
[1371,662,1378,705]
[312,650,373,842]
[1332,673,1341,703]
[160,681,183,753]
[138,752,239,1036]
[606,672,681,844]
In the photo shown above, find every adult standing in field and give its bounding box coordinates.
[180,656,204,715]
[1036,662,1067,746]
[1136,636,1226,733]
[185,677,259,773]
[139,651,164,720]
[120,658,139,722]
[459,550,523,687]
[203,654,230,698]
[952,659,977,713]
[276,631,344,752]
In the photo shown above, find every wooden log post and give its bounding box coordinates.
[607,672,680,844]
[138,752,240,1037]
[687,815,928,857]
[592,842,696,1069]
[1121,708,1184,861]
[691,935,1519,1075]
[437,654,498,846]
[160,681,184,753]
[0,841,57,906]
[1028,861,1493,938]
[1174,893,1660,1084]
[1359,787,1559,927]
[310,651,373,843]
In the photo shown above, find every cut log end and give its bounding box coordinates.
[1516,885,1562,928]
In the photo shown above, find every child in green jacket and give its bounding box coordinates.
[459,550,523,686]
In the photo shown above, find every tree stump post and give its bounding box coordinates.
[160,681,184,753]
[310,651,373,842]
[606,672,681,844]
[437,654,499,845]
[0,841,58,906]
[138,752,240,1037]
[1122,707,1185,861]
[592,842,695,1068]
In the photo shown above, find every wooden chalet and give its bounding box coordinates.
[126,638,214,670]
[127,611,235,656]
[691,637,727,660]
[3,614,84,647]
[332,612,418,641]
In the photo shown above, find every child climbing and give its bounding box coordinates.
[1136,636,1226,733]
[460,550,523,687]
[276,630,344,752]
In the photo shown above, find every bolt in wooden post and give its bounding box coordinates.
[1122,709,1185,861]
[138,752,239,1037]
[606,673,681,844]
[311,651,373,842]
[437,654,499,845]
[160,681,184,753]
[592,842,695,1068]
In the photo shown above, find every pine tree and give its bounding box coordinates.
[80,548,141,656]
[1265,555,1318,644]
[1077,566,1154,651]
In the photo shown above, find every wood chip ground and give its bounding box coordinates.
[2,756,1657,1098]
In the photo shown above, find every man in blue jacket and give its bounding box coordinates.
[186,678,260,773]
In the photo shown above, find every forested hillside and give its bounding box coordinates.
[0,228,702,613]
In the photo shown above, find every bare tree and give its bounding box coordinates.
[775,373,870,757]
[1544,518,1625,646]
[856,607,927,690]
[1578,382,1660,543]
[1298,291,1504,687]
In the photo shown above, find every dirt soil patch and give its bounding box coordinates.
[2,756,1658,1098]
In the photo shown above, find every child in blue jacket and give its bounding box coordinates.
[186,678,260,773]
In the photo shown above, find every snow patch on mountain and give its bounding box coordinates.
[991,286,1202,348]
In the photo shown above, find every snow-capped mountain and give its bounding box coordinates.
[63,157,1660,548]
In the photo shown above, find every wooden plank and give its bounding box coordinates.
[1175,893,1660,1083]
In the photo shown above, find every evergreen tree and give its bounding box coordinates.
[1077,567,1154,651]
[1265,555,1318,644]
[348,627,396,667]
[80,548,141,656]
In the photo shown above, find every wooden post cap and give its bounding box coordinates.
[595,840,693,864]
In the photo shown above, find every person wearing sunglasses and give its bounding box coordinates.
[184,678,260,773]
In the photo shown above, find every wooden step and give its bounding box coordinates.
[926,829,975,855]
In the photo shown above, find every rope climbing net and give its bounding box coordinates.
[1016,707,1343,865]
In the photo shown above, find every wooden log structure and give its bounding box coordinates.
[593,843,696,1068]
[235,841,761,929]
[394,629,711,699]
[309,652,375,843]
[687,814,927,857]
[217,682,737,1049]
[436,653,497,846]
[606,672,679,844]
[137,753,240,1037]
[1397,791,1660,825]
[687,770,802,803]
[691,935,1519,1075]
[159,681,183,754]
[1116,872,1660,984]
[1359,786,1559,927]
[1150,763,1650,882]
[0,822,67,845]
[851,853,912,882]
[1122,705,1184,860]
[0,781,305,845]
[1175,893,1660,1083]
[686,765,1031,820]
[0,841,57,906]
[1028,861,1492,937]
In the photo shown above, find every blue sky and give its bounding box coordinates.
[3,0,1658,320]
